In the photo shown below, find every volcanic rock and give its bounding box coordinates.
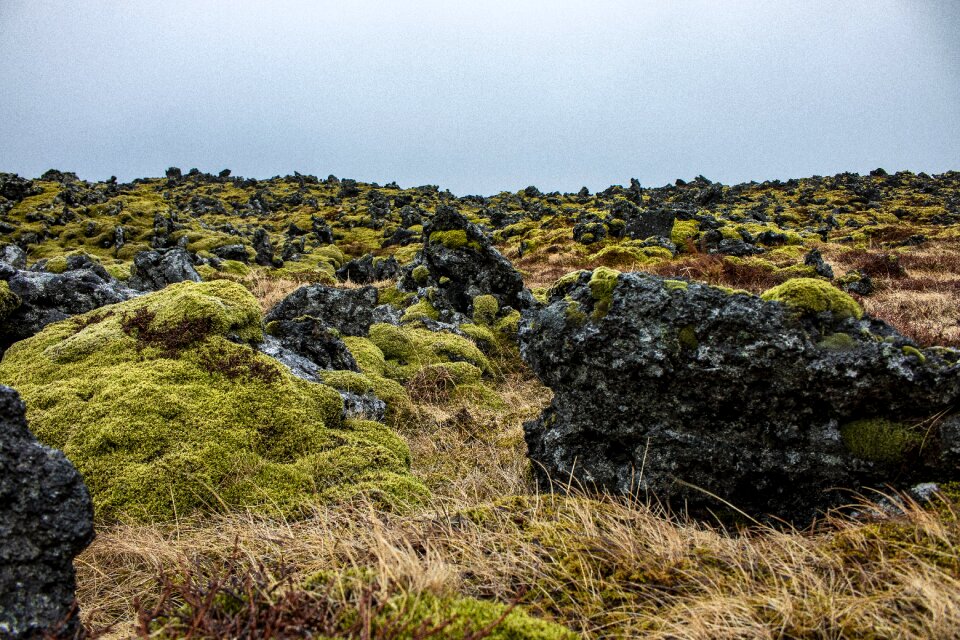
[521,270,960,522]
[0,385,94,639]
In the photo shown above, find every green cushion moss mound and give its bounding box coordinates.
[0,280,427,521]
[760,277,863,320]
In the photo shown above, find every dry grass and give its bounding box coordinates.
[244,271,304,313]
[78,486,960,639]
[826,241,960,347]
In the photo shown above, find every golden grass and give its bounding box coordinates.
[825,240,960,347]
[77,486,960,639]
[244,271,303,313]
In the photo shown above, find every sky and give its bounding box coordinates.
[0,1,958,195]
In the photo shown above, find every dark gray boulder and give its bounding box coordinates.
[0,244,27,269]
[211,244,250,263]
[265,284,379,337]
[128,248,201,291]
[401,205,532,315]
[624,206,676,241]
[0,385,94,639]
[336,254,400,284]
[1,267,133,351]
[265,317,358,372]
[252,228,278,267]
[804,248,835,279]
[521,270,960,522]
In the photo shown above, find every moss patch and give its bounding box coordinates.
[0,280,21,320]
[840,418,922,464]
[761,278,863,320]
[588,267,620,319]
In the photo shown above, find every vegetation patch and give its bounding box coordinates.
[0,280,426,521]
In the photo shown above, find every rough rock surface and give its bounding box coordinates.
[0,265,133,350]
[336,253,400,284]
[521,270,960,522]
[0,385,94,639]
[265,317,359,372]
[624,206,676,241]
[265,283,379,336]
[128,248,201,291]
[401,205,533,315]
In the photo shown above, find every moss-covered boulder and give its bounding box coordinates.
[400,205,533,319]
[0,280,427,521]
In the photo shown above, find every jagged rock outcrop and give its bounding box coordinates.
[265,283,380,337]
[0,385,94,639]
[521,270,960,522]
[128,248,201,291]
[401,205,533,316]
[0,263,133,351]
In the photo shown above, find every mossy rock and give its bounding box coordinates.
[0,281,21,320]
[401,298,440,323]
[760,278,863,320]
[428,229,482,251]
[0,280,427,521]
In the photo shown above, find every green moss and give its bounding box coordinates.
[0,281,425,521]
[412,264,430,286]
[429,230,481,251]
[818,332,857,351]
[402,298,440,323]
[494,309,521,335]
[103,262,131,281]
[760,278,863,320]
[664,279,689,291]
[548,270,588,298]
[194,264,218,281]
[319,369,415,425]
[377,286,413,309]
[564,300,587,327]
[0,281,22,320]
[367,323,489,376]
[902,345,927,363]
[44,255,69,274]
[380,593,578,639]
[588,267,620,319]
[341,336,387,376]
[840,418,921,464]
[589,244,668,269]
[670,219,700,248]
[472,294,499,325]
[678,325,698,350]
[459,322,497,347]
[219,260,251,277]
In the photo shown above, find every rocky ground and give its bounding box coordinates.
[2,168,960,638]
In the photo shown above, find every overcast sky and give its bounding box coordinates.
[0,1,958,195]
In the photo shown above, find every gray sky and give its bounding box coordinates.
[1,1,958,195]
